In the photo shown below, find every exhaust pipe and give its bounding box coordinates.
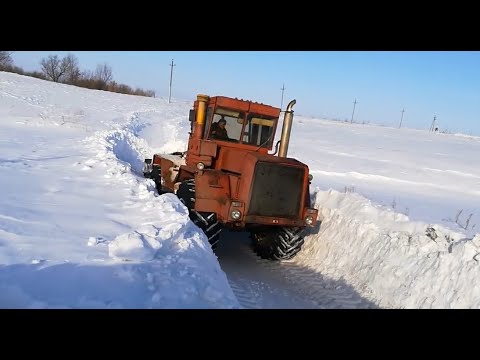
[193,94,210,140]
[278,99,296,157]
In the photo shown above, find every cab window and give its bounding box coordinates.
[242,114,275,147]
[208,107,244,142]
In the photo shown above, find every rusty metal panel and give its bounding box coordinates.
[216,148,250,174]
[187,139,216,159]
[236,153,260,211]
[187,138,201,156]
[152,154,162,166]
[210,96,281,118]
[194,170,232,220]
[196,198,217,211]
[249,102,280,117]
[199,140,217,157]
[212,97,250,112]
[195,171,230,199]
[186,154,213,167]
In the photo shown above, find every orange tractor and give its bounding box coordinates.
[143,94,318,260]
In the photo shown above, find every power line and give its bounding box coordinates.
[168,59,176,104]
[351,99,357,124]
[430,115,437,132]
[399,108,405,129]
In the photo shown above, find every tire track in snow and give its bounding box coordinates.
[278,261,375,308]
[216,232,379,309]
[226,279,263,309]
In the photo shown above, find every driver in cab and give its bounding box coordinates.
[210,117,230,140]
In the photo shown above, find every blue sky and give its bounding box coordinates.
[12,51,480,136]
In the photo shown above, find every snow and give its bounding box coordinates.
[1,71,480,308]
[287,116,480,238]
[0,72,238,309]
[285,117,480,308]
[293,190,480,308]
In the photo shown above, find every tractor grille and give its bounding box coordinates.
[248,162,304,218]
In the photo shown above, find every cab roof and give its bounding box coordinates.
[198,95,281,118]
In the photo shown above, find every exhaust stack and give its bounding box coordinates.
[193,94,210,140]
[278,99,296,158]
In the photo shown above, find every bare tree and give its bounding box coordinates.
[116,83,132,94]
[81,69,94,80]
[62,53,81,84]
[145,90,155,97]
[94,63,113,89]
[40,55,68,82]
[0,51,13,70]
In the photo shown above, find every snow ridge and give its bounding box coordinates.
[295,190,480,308]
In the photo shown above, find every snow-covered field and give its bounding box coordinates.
[1,71,479,308]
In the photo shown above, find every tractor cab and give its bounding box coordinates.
[189,96,281,153]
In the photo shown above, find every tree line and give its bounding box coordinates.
[0,52,155,97]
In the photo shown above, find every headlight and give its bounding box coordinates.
[231,209,242,220]
[305,215,314,226]
[196,162,205,170]
[308,174,313,181]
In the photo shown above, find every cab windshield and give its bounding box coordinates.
[206,107,276,148]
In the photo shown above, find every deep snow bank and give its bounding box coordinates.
[296,189,480,308]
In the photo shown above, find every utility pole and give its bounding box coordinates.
[399,108,405,129]
[430,115,437,132]
[351,99,357,123]
[280,83,286,111]
[168,59,176,103]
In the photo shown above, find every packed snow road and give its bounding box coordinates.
[215,230,379,309]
